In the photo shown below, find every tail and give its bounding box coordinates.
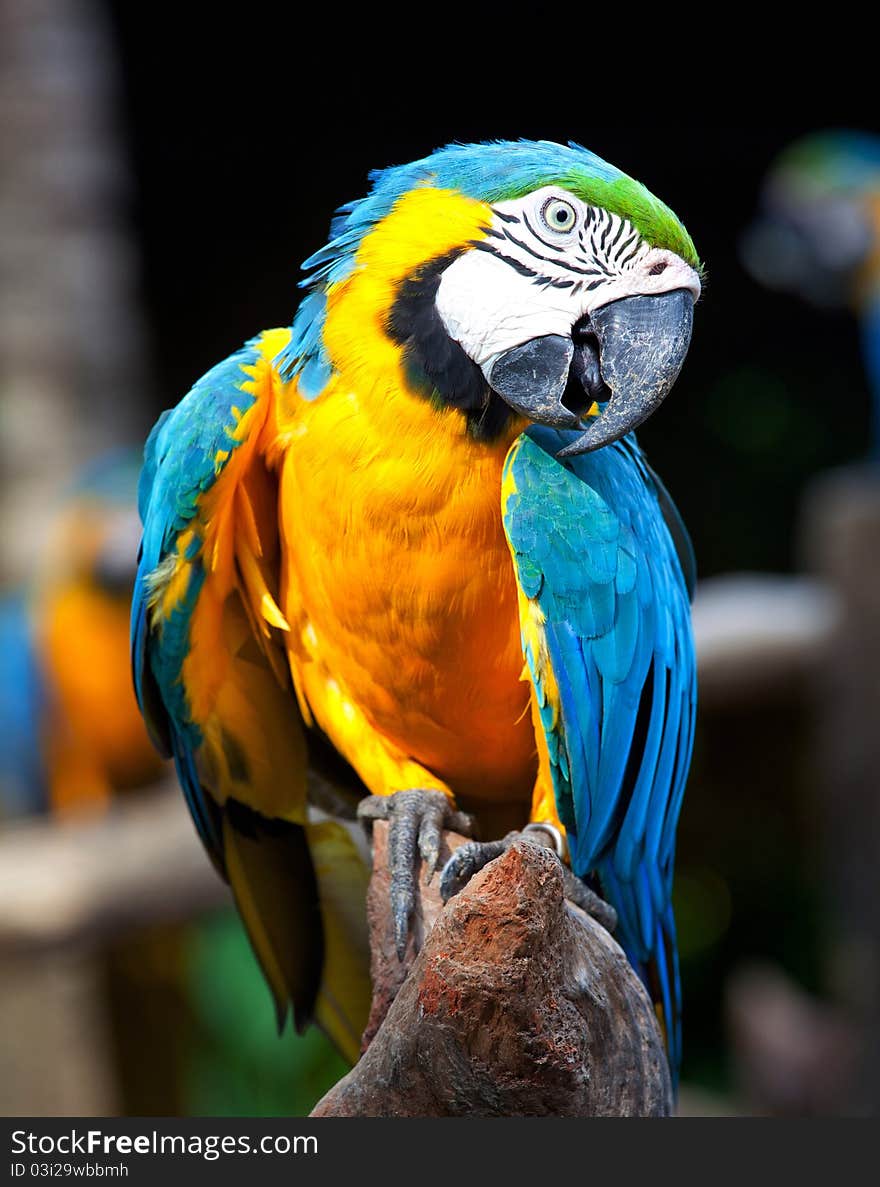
[222,804,372,1065]
[641,905,682,1092]
[306,817,372,1065]
[598,862,682,1092]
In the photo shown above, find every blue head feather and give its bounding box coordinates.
[276,139,697,397]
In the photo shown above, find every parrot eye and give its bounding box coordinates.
[540,197,577,233]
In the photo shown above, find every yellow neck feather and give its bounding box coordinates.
[317,186,515,449]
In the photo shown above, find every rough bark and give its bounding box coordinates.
[313,828,672,1117]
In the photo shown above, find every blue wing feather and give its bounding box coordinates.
[131,341,261,866]
[503,425,696,1083]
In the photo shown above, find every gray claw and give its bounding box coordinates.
[559,867,618,932]
[356,796,393,822]
[439,829,618,934]
[358,790,473,960]
[439,836,513,903]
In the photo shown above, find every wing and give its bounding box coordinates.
[132,330,369,1055]
[0,593,47,816]
[501,426,696,1078]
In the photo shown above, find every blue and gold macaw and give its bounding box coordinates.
[0,451,164,819]
[743,130,880,456]
[133,140,700,1081]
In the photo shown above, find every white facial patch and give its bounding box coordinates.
[435,186,702,370]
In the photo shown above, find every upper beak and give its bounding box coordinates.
[485,289,694,457]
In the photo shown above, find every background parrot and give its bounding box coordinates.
[0,451,164,818]
[132,140,701,1082]
[0,450,346,1114]
[742,130,880,457]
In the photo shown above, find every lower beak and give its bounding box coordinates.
[485,289,694,456]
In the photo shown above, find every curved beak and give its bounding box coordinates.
[486,289,694,457]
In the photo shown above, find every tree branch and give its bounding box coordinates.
[313,828,671,1117]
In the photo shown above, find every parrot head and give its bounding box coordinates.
[742,130,880,309]
[280,140,703,454]
[46,450,143,598]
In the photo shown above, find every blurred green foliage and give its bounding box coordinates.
[185,911,348,1116]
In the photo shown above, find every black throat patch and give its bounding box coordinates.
[385,249,514,442]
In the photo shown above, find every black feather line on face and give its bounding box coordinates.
[386,250,514,443]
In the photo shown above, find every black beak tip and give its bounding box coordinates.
[554,288,695,458]
[486,289,694,456]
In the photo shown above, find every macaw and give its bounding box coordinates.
[742,130,880,456]
[0,451,345,1113]
[0,451,164,818]
[133,140,700,1081]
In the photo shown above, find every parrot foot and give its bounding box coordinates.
[357,790,475,960]
[439,823,618,933]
